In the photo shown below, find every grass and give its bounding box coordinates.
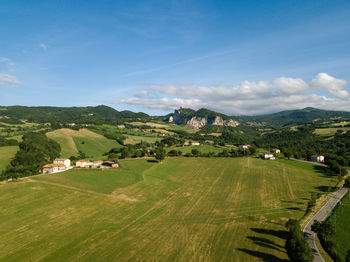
[0,146,18,171]
[124,134,161,145]
[0,157,334,261]
[315,127,350,136]
[47,128,122,159]
[325,192,350,260]
[166,144,225,154]
[32,159,154,194]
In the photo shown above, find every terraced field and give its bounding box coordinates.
[46,128,122,159]
[0,158,334,261]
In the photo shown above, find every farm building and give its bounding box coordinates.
[239,144,251,150]
[311,155,324,163]
[54,158,71,168]
[76,160,90,168]
[271,148,281,154]
[92,160,103,168]
[264,153,275,160]
[43,163,66,173]
[101,161,119,168]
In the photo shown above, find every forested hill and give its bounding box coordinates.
[234,107,350,127]
[0,105,150,124]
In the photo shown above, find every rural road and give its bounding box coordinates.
[303,178,349,262]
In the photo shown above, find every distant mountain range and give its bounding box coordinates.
[1,105,350,128]
[234,107,350,127]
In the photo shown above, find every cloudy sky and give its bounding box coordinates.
[1,0,350,115]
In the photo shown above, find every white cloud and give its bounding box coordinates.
[310,72,349,98]
[0,57,15,66]
[114,73,350,115]
[39,43,47,50]
[0,73,21,86]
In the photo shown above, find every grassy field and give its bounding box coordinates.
[315,127,350,136]
[0,146,18,172]
[0,157,334,261]
[326,192,350,260]
[166,144,224,154]
[124,134,161,145]
[47,128,121,159]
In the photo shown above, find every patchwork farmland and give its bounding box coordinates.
[0,157,334,261]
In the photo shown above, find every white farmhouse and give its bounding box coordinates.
[264,153,275,160]
[54,158,71,168]
[311,155,325,163]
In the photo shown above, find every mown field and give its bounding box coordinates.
[0,157,334,261]
[326,192,350,260]
[0,146,18,172]
[46,128,121,159]
[166,144,224,154]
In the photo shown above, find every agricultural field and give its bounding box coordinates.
[124,134,161,145]
[166,144,224,154]
[0,146,18,172]
[325,192,350,260]
[314,127,350,136]
[0,157,334,261]
[46,128,122,159]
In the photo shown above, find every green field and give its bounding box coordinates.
[0,158,334,261]
[0,146,18,172]
[166,144,224,154]
[315,127,350,136]
[47,128,122,159]
[124,134,161,145]
[326,192,350,260]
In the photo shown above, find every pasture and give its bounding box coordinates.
[326,192,350,260]
[46,128,121,159]
[0,146,18,172]
[0,157,334,261]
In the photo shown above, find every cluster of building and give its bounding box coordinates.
[264,149,281,160]
[43,158,72,173]
[75,160,119,168]
[42,158,119,174]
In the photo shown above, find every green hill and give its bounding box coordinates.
[0,105,150,124]
[235,107,350,127]
[46,128,122,159]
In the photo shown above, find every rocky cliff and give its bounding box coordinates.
[166,108,239,129]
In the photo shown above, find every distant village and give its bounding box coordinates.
[43,158,119,174]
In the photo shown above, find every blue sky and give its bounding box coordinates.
[1,0,350,115]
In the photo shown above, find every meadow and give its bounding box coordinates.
[0,146,18,172]
[46,128,121,159]
[0,157,334,261]
[326,192,350,260]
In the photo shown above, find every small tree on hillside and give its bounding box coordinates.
[155,147,166,162]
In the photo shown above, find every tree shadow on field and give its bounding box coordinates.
[246,236,285,252]
[147,159,159,163]
[313,165,334,177]
[285,207,302,211]
[237,248,289,262]
[237,228,289,261]
[315,185,336,193]
[250,228,288,240]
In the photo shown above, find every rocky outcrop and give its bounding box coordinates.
[211,116,224,126]
[167,108,239,129]
[167,109,182,124]
[186,117,207,129]
[223,119,239,127]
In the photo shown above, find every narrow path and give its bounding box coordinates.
[303,173,349,262]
